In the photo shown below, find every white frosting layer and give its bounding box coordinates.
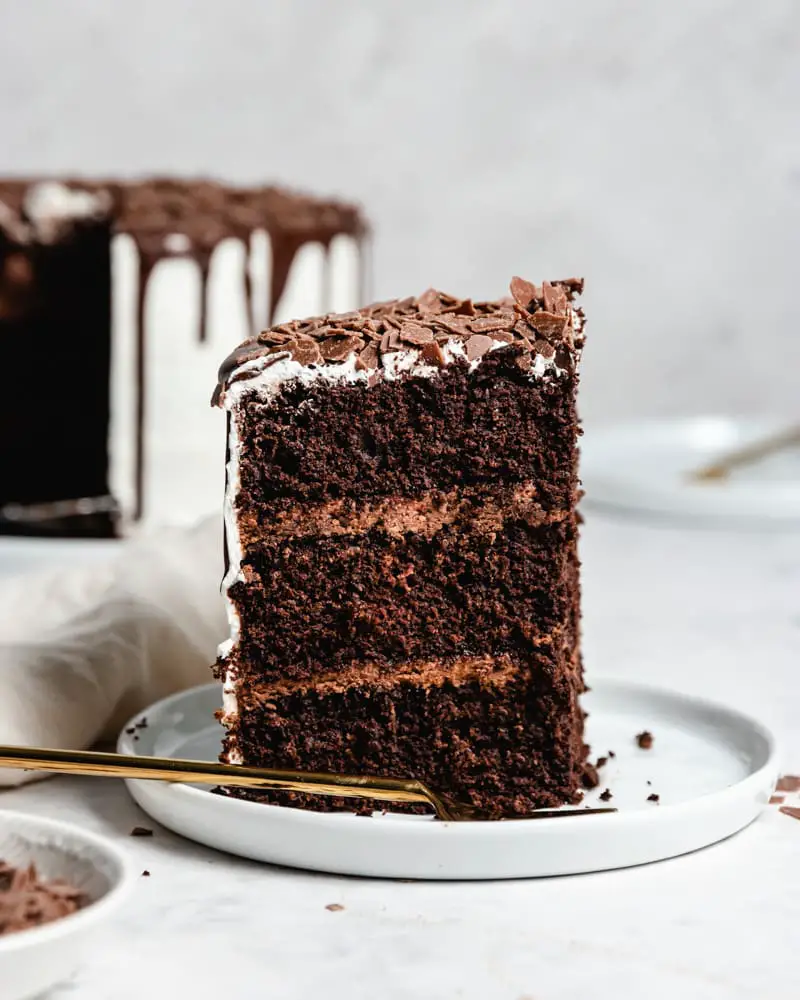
[216,320,578,747]
[23,181,106,223]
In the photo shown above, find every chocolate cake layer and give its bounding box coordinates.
[232,345,578,515]
[223,514,577,684]
[214,277,587,818]
[221,647,585,818]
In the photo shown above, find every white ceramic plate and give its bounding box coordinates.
[0,811,135,1000]
[580,416,800,526]
[118,679,778,880]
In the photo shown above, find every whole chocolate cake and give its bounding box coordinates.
[212,276,590,818]
[0,178,369,536]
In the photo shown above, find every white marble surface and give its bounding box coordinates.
[4,508,799,1000]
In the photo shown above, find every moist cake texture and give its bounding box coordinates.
[213,276,588,818]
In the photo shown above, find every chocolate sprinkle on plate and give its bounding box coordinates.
[636,731,654,750]
[130,826,153,838]
[599,788,613,802]
[647,793,660,803]
[776,775,800,792]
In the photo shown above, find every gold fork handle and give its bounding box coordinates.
[0,744,454,817]
[690,425,800,482]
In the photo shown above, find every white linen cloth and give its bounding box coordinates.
[0,516,227,786]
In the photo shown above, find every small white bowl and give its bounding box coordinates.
[0,810,135,1000]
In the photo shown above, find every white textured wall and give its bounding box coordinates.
[1,0,798,424]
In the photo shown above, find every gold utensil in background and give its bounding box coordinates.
[0,744,615,822]
[689,424,800,483]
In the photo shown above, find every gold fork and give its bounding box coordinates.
[0,745,615,822]
[689,424,800,483]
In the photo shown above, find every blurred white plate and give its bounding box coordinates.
[118,679,778,880]
[0,811,135,1000]
[580,416,800,526]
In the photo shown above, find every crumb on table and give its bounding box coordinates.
[636,731,654,750]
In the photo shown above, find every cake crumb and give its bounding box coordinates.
[599,788,613,802]
[130,826,153,838]
[124,727,136,735]
[141,870,151,877]
[136,717,149,730]
[647,793,660,803]
[779,806,800,822]
[595,756,608,769]
[770,795,785,805]
[776,775,800,792]
[608,750,616,758]
[636,731,654,750]
[581,763,599,789]
[325,903,345,912]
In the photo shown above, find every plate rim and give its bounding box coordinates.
[117,677,780,836]
[580,414,800,524]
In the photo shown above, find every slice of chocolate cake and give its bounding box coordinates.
[213,277,588,818]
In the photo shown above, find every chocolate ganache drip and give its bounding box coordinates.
[0,177,370,528]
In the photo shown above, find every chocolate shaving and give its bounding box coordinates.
[320,334,364,362]
[770,795,785,805]
[595,756,608,769]
[465,334,496,362]
[399,322,434,346]
[527,311,568,338]
[451,298,476,316]
[130,826,153,838]
[358,343,380,370]
[636,731,654,750]
[0,860,87,936]
[419,341,446,367]
[647,793,660,803]
[542,281,568,315]
[779,806,800,822]
[287,339,323,366]
[416,288,443,314]
[509,275,539,311]
[325,903,345,911]
[213,275,585,401]
[776,775,800,792]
